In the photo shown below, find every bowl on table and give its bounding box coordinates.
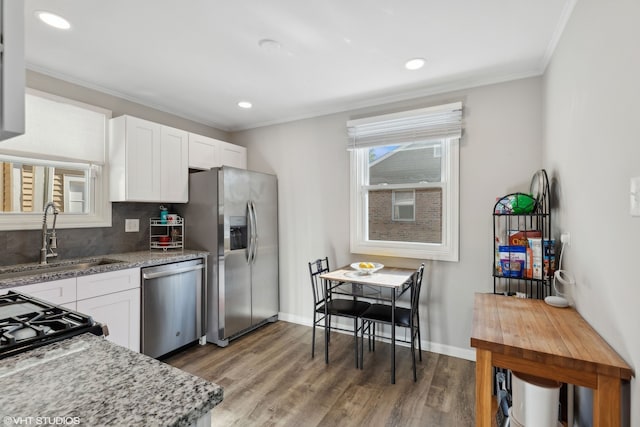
[350,262,384,275]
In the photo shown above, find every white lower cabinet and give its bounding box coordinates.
[77,268,141,352]
[4,267,142,353]
[61,302,77,311]
[5,278,76,306]
[77,288,140,352]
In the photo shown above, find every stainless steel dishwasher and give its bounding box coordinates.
[141,259,206,358]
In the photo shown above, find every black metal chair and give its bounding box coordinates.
[309,257,371,368]
[360,263,425,382]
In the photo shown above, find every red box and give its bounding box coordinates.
[509,230,542,247]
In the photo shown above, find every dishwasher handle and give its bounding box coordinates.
[142,263,204,280]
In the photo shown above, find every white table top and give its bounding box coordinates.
[320,265,415,289]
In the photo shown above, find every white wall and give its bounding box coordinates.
[543,0,639,425]
[26,70,230,141]
[231,77,542,359]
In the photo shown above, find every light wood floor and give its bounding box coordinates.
[165,321,475,427]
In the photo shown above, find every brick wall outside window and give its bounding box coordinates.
[368,188,442,243]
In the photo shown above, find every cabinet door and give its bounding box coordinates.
[188,133,219,170]
[5,278,77,306]
[125,116,161,201]
[77,268,140,300]
[0,0,25,141]
[77,288,141,352]
[161,126,189,202]
[220,141,247,169]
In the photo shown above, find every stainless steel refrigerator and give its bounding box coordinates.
[181,167,279,346]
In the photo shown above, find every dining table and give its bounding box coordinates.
[319,264,416,384]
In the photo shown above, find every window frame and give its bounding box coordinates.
[0,155,110,230]
[349,138,459,261]
[0,90,112,231]
[391,189,416,222]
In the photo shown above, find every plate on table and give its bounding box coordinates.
[350,262,384,275]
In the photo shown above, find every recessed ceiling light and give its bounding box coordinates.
[35,11,71,30]
[258,39,282,52]
[258,38,293,57]
[238,101,253,109]
[405,58,426,70]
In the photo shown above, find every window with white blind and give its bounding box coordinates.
[347,102,461,261]
[0,90,111,230]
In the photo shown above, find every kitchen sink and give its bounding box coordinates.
[0,259,124,280]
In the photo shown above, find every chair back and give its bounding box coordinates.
[308,257,331,307]
[410,263,425,321]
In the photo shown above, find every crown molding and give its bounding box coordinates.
[540,0,579,72]
[28,63,543,134]
[26,64,231,132]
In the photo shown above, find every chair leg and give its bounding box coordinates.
[369,320,376,351]
[324,313,330,365]
[416,312,422,361]
[360,319,364,369]
[371,323,376,352]
[411,330,417,382]
[417,326,422,362]
[391,326,396,384]
[353,318,359,369]
[311,312,316,358]
[359,321,363,369]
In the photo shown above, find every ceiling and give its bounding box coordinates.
[24,0,575,132]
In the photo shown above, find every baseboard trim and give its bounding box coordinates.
[277,312,476,362]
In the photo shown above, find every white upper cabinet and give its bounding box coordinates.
[188,133,220,170]
[160,126,189,202]
[188,133,246,170]
[109,115,188,203]
[0,0,25,141]
[219,140,247,169]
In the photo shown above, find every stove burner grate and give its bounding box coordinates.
[0,291,104,359]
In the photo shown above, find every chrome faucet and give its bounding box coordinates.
[40,202,59,264]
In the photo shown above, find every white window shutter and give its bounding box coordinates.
[346,102,462,150]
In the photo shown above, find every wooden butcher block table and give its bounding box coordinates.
[470,293,633,427]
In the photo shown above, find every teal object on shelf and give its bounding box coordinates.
[160,206,168,224]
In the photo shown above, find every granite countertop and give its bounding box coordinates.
[0,250,209,289]
[0,333,223,426]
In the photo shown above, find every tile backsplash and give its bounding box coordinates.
[0,203,177,266]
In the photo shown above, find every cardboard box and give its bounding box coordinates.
[528,238,543,279]
[499,245,527,278]
[528,238,555,279]
[544,239,556,277]
[509,230,542,247]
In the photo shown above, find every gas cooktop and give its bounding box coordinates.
[0,291,105,360]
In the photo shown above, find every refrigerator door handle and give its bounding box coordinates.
[246,201,253,263]
[247,200,256,264]
[250,200,259,264]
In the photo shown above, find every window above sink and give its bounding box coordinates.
[0,156,93,214]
